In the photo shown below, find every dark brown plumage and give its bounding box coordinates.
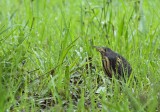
[95,46,132,79]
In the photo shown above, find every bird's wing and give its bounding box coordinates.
[116,56,123,66]
[102,56,112,78]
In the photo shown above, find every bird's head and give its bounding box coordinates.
[94,46,111,55]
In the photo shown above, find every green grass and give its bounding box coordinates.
[0,0,160,111]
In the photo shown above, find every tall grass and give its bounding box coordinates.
[0,0,160,111]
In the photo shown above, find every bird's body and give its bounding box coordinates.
[95,46,132,79]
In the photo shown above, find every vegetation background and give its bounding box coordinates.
[0,0,160,111]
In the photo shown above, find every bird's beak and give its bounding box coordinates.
[93,46,105,53]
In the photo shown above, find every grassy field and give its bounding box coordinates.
[0,0,160,111]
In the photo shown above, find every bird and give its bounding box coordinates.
[94,46,132,79]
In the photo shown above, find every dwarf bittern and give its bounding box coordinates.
[95,46,132,78]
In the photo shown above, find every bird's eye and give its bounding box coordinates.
[104,48,108,52]
[104,48,110,52]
